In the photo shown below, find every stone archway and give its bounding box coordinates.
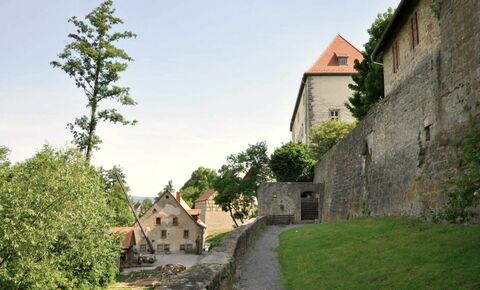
[300,191,318,221]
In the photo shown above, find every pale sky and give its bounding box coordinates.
[0,0,400,197]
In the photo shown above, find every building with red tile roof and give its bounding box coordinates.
[291,34,363,143]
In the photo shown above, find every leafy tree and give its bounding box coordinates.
[51,0,137,161]
[270,142,316,182]
[139,197,153,217]
[214,142,272,226]
[0,147,118,289]
[180,167,218,206]
[345,8,394,120]
[100,166,135,226]
[310,120,356,158]
[157,180,175,201]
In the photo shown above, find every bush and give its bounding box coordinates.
[440,126,480,223]
[0,146,119,289]
[310,120,356,158]
[270,142,316,182]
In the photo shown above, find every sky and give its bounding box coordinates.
[0,0,400,197]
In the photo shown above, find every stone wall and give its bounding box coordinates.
[313,0,480,221]
[258,182,323,223]
[157,216,267,290]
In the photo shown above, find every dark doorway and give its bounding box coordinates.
[301,191,318,220]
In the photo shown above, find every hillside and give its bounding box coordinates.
[278,217,480,290]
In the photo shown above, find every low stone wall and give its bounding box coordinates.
[157,216,267,290]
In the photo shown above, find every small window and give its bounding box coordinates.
[410,11,420,49]
[425,125,431,142]
[140,244,147,253]
[329,110,339,121]
[161,230,167,239]
[392,41,400,73]
[183,230,189,239]
[173,217,178,226]
[156,217,161,225]
[164,244,170,252]
[157,244,163,252]
[180,244,185,251]
[338,57,348,66]
[165,195,169,199]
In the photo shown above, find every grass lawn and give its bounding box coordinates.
[205,229,233,250]
[278,217,480,290]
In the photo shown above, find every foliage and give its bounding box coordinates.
[51,0,137,161]
[159,180,175,196]
[345,8,394,120]
[214,142,271,226]
[440,126,480,223]
[180,167,218,206]
[278,217,480,290]
[309,120,356,158]
[100,166,135,226]
[138,198,153,217]
[0,146,119,289]
[270,142,316,182]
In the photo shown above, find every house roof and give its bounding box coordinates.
[187,209,202,216]
[109,227,135,249]
[290,35,363,131]
[306,34,363,74]
[143,191,206,229]
[371,0,419,61]
[195,189,217,203]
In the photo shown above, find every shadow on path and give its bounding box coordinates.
[234,225,301,290]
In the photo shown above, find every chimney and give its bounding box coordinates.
[176,192,181,202]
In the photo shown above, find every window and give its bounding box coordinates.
[161,230,167,239]
[183,230,189,239]
[140,244,147,253]
[180,244,193,252]
[410,11,420,49]
[152,208,157,213]
[157,244,170,252]
[392,41,400,73]
[425,125,431,142]
[329,110,339,121]
[338,57,348,66]
[173,217,178,226]
[156,217,161,225]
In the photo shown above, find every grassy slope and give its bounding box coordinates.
[278,217,480,290]
[205,230,233,250]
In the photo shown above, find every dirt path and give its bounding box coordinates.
[235,225,298,290]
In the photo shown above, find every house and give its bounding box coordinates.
[290,34,363,144]
[109,226,137,267]
[194,189,238,235]
[133,192,206,254]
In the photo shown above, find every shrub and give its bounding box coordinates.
[270,142,316,182]
[309,120,356,158]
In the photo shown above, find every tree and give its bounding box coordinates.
[310,120,356,158]
[100,166,135,226]
[157,180,175,201]
[270,142,316,182]
[51,0,137,161]
[345,8,394,120]
[0,147,118,289]
[180,167,218,206]
[139,198,153,217]
[214,142,272,226]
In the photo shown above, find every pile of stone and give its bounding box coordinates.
[157,264,186,279]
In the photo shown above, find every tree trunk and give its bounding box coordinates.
[228,205,239,227]
[85,55,103,161]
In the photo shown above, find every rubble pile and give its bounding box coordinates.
[156,263,186,279]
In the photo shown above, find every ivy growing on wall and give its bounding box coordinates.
[430,0,443,19]
[439,117,480,223]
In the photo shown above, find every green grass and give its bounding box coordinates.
[206,230,233,250]
[278,217,480,290]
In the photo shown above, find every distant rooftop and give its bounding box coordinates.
[306,34,363,74]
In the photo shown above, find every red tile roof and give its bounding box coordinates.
[109,227,135,249]
[306,34,363,74]
[195,189,217,203]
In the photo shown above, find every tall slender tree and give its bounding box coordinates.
[51,0,137,161]
[345,8,394,120]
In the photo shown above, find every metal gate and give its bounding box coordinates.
[301,192,318,220]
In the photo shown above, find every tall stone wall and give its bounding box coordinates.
[314,0,480,221]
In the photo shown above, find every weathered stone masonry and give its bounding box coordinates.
[314,0,480,221]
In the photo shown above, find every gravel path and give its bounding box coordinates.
[235,225,299,290]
